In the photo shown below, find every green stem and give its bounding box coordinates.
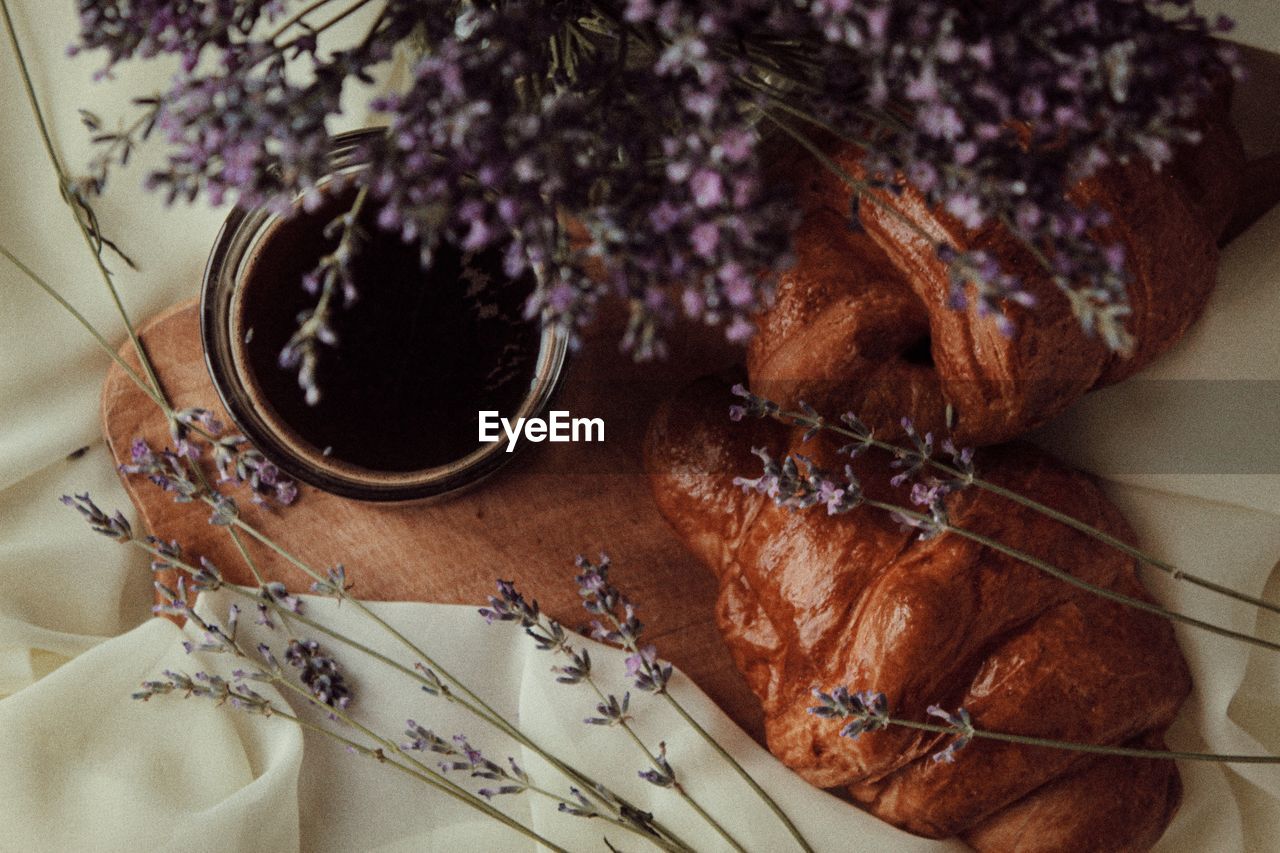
[268,0,343,42]
[578,677,747,853]
[1,0,169,403]
[597,611,812,852]
[275,704,561,837]
[777,407,1280,617]
[883,716,1280,765]
[970,473,1280,614]
[269,675,573,852]
[0,243,165,409]
[276,0,378,54]
[865,499,1280,653]
[662,693,811,852]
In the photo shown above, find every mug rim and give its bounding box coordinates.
[200,127,570,503]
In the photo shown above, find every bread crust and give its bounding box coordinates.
[748,102,1244,446]
[644,378,1191,850]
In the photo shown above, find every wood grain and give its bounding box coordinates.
[101,297,766,737]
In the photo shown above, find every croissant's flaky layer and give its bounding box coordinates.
[644,378,1191,851]
[749,96,1244,447]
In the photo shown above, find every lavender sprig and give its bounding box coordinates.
[119,438,200,502]
[733,447,864,517]
[170,408,298,507]
[638,742,677,789]
[172,523,691,851]
[121,431,297,511]
[926,705,974,764]
[420,730,531,801]
[71,98,162,270]
[124,527,609,842]
[585,692,633,728]
[66,479,690,847]
[482,577,747,852]
[111,537,570,849]
[810,687,1280,765]
[411,728,650,831]
[59,492,132,541]
[1,0,173,414]
[278,187,369,405]
[139,526,691,849]
[734,444,1280,653]
[809,687,890,740]
[567,556,815,851]
[576,556,672,695]
[145,661,569,852]
[731,388,1280,618]
[133,669,273,713]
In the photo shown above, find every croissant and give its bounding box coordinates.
[644,378,1191,851]
[748,97,1244,446]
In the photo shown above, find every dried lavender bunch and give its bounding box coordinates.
[72,0,1236,401]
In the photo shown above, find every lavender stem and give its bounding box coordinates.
[865,499,1280,653]
[778,406,1280,617]
[1,0,169,402]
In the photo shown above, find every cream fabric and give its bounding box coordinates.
[0,2,1277,851]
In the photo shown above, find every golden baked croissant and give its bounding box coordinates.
[645,378,1191,851]
[749,99,1244,446]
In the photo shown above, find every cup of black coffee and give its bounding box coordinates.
[201,129,568,502]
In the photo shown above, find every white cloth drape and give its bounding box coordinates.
[1,2,1276,850]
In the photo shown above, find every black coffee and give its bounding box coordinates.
[236,189,540,472]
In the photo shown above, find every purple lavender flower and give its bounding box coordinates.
[151,577,191,619]
[189,557,224,592]
[552,647,593,685]
[118,439,200,502]
[283,638,352,714]
[734,448,864,515]
[729,383,780,422]
[208,494,239,527]
[573,555,674,694]
[890,418,935,488]
[74,1,1238,401]
[927,704,975,762]
[262,581,303,615]
[558,788,600,819]
[585,692,632,727]
[135,668,272,714]
[941,437,975,484]
[637,742,677,788]
[124,423,297,510]
[809,687,891,739]
[61,492,132,541]
[310,564,349,597]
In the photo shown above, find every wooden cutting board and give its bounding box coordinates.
[101,297,766,737]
